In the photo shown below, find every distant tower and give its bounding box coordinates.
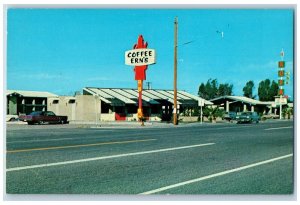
[278,48,285,96]
[277,48,287,120]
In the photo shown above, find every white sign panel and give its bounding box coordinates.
[125,49,156,66]
[275,97,287,105]
[198,99,205,107]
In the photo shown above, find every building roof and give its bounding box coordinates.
[7,90,58,98]
[209,95,273,105]
[83,87,213,106]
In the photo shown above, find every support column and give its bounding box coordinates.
[32,99,36,111]
[243,104,247,112]
[42,99,46,111]
[226,101,229,112]
[251,105,254,112]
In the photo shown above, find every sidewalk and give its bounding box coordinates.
[76,121,176,129]
[6,119,293,130]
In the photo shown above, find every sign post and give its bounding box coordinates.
[125,35,156,126]
[278,49,285,120]
[198,99,204,124]
[275,96,287,119]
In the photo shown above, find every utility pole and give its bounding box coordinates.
[146,81,152,90]
[173,17,178,125]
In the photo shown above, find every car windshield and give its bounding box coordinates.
[29,111,43,116]
[240,112,251,116]
[46,111,56,116]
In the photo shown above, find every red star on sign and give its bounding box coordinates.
[133,35,148,80]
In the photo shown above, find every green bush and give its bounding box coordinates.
[203,107,224,122]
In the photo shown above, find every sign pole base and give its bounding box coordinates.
[137,80,144,126]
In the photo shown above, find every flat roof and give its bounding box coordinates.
[7,90,58,98]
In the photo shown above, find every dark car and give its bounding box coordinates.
[223,111,237,121]
[19,111,68,125]
[236,111,260,124]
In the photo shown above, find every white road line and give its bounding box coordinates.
[265,126,293,131]
[6,143,215,172]
[139,153,293,195]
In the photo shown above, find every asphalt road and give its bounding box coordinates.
[5,120,294,196]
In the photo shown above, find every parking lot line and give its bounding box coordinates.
[264,126,293,131]
[139,153,293,195]
[7,138,157,153]
[6,143,215,172]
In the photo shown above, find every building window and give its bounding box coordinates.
[53,100,59,104]
[69,99,76,104]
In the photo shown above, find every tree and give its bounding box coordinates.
[243,80,255,99]
[198,83,206,99]
[203,106,224,122]
[219,83,233,96]
[258,79,279,101]
[270,81,279,100]
[198,79,233,100]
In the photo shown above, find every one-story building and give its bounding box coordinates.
[7,90,58,115]
[47,87,213,122]
[8,89,291,122]
[209,95,289,115]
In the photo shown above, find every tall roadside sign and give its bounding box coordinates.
[125,35,156,125]
[277,48,286,119]
[278,48,285,96]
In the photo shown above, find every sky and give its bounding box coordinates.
[6,8,294,99]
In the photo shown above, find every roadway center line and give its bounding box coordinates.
[7,132,154,144]
[7,137,74,144]
[7,138,157,153]
[139,153,293,195]
[6,143,215,172]
[265,126,293,131]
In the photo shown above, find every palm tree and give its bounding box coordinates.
[203,106,224,122]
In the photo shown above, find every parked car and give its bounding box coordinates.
[19,111,68,125]
[223,111,237,121]
[6,115,19,122]
[236,111,260,124]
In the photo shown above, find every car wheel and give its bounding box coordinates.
[38,121,44,125]
[27,122,33,125]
